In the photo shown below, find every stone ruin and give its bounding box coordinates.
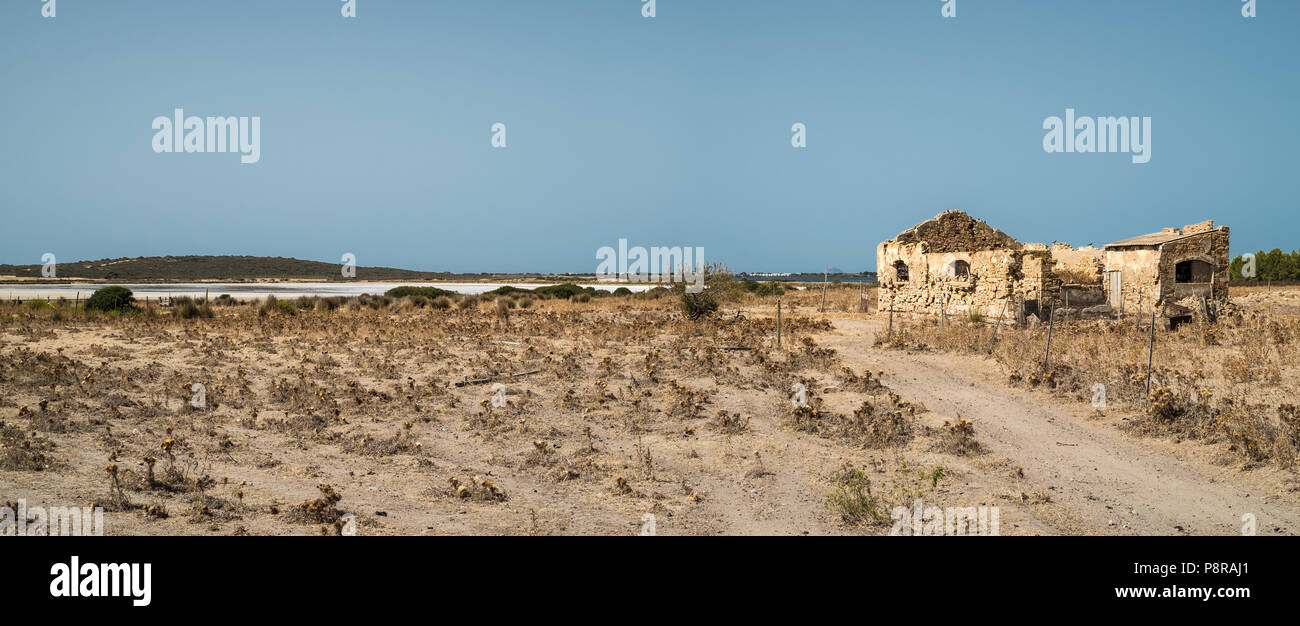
[876,211,1229,323]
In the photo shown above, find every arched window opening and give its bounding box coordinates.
[894,261,910,282]
[954,260,971,277]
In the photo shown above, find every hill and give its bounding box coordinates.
[0,256,457,282]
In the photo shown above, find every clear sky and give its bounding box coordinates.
[2,0,1296,273]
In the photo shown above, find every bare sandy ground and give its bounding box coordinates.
[1,297,1295,536]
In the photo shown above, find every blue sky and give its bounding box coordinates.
[1,0,1296,273]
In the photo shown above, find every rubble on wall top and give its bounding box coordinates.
[886,210,1022,253]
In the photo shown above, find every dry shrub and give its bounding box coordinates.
[0,420,56,471]
[849,400,913,448]
[785,379,915,448]
[931,419,983,455]
[709,409,749,434]
[288,484,343,524]
[342,422,420,456]
[444,475,507,502]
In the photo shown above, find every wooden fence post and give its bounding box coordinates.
[819,266,828,313]
[988,297,1009,353]
[887,295,894,341]
[1146,306,1157,397]
[776,297,782,348]
[1043,304,1056,368]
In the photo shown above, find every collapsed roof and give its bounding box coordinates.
[886,210,1022,253]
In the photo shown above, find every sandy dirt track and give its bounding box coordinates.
[821,318,1299,536]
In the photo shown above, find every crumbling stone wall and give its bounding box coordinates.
[1158,227,1230,303]
[1104,224,1229,314]
[875,211,1220,322]
[878,214,1070,320]
[889,210,1020,253]
[1105,247,1161,315]
[878,244,1075,320]
[1050,244,1104,285]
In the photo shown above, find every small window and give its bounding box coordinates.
[894,261,909,282]
[1175,260,1212,283]
[954,260,970,277]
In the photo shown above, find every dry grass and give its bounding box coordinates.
[0,284,1007,535]
[875,289,1300,468]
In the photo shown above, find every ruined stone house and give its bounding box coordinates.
[1102,220,1230,316]
[876,211,1228,320]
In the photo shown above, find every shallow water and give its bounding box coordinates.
[0,282,652,301]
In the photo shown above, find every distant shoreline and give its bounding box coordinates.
[0,280,660,300]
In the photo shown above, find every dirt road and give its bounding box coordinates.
[818,317,1299,536]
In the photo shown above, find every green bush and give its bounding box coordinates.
[534,283,588,299]
[85,286,135,312]
[482,286,535,297]
[385,286,457,298]
[174,296,214,319]
[738,279,785,297]
[612,287,632,296]
[259,295,298,317]
[825,467,889,526]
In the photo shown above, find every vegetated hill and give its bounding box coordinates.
[0,256,457,281]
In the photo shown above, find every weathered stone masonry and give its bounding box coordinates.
[877,211,1228,320]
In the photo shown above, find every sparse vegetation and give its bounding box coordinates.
[1,281,1293,535]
